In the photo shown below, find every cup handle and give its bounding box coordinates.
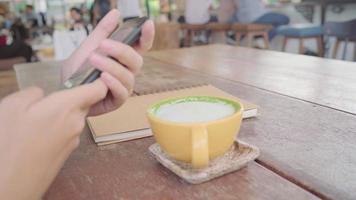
[191,125,209,169]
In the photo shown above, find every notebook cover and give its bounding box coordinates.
[87,85,258,143]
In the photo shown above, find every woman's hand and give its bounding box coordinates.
[0,82,107,200]
[62,9,155,116]
[0,9,154,200]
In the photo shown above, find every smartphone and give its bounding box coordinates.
[63,17,148,89]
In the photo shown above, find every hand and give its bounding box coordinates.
[62,9,155,116]
[0,82,107,200]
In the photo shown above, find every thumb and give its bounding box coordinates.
[69,80,108,110]
[52,80,108,111]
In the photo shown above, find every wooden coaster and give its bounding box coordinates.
[149,140,260,184]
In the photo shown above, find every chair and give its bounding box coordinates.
[324,19,356,60]
[231,23,272,49]
[180,23,207,47]
[206,23,231,44]
[277,24,324,56]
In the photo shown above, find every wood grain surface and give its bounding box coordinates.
[10,48,356,199]
[13,55,356,199]
[10,58,320,200]
[44,134,318,200]
[11,52,356,199]
[139,58,356,200]
[146,44,356,115]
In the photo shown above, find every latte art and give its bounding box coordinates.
[156,101,236,123]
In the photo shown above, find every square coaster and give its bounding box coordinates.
[149,140,260,184]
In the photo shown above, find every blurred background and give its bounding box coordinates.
[0,0,355,71]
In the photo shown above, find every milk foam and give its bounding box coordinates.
[156,101,235,123]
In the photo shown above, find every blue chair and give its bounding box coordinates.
[277,24,324,56]
[324,19,356,60]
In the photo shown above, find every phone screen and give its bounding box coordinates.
[112,27,134,41]
[111,19,139,42]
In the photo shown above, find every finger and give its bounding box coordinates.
[47,80,108,111]
[100,72,129,107]
[88,9,120,44]
[69,80,108,109]
[89,53,135,91]
[66,9,121,69]
[98,39,143,74]
[87,72,129,116]
[1,87,44,109]
[133,20,155,54]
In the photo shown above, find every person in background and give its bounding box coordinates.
[218,0,236,24]
[0,9,155,199]
[23,5,38,28]
[70,7,89,35]
[115,0,142,22]
[0,11,33,62]
[160,0,172,21]
[0,38,33,62]
[183,0,216,24]
[180,0,217,43]
[91,0,114,26]
[11,18,30,41]
[0,15,7,46]
[38,12,47,27]
[80,4,91,25]
[227,0,289,39]
[0,4,13,29]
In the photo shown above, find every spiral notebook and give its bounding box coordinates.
[87,84,259,146]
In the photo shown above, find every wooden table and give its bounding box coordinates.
[146,45,356,200]
[2,44,355,199]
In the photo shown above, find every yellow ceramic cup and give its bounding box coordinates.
[147,96,243,169]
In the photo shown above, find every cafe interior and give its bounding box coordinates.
[0,0,356,199]
[1,0,356,64]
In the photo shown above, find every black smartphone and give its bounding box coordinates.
[63,17,148,89]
